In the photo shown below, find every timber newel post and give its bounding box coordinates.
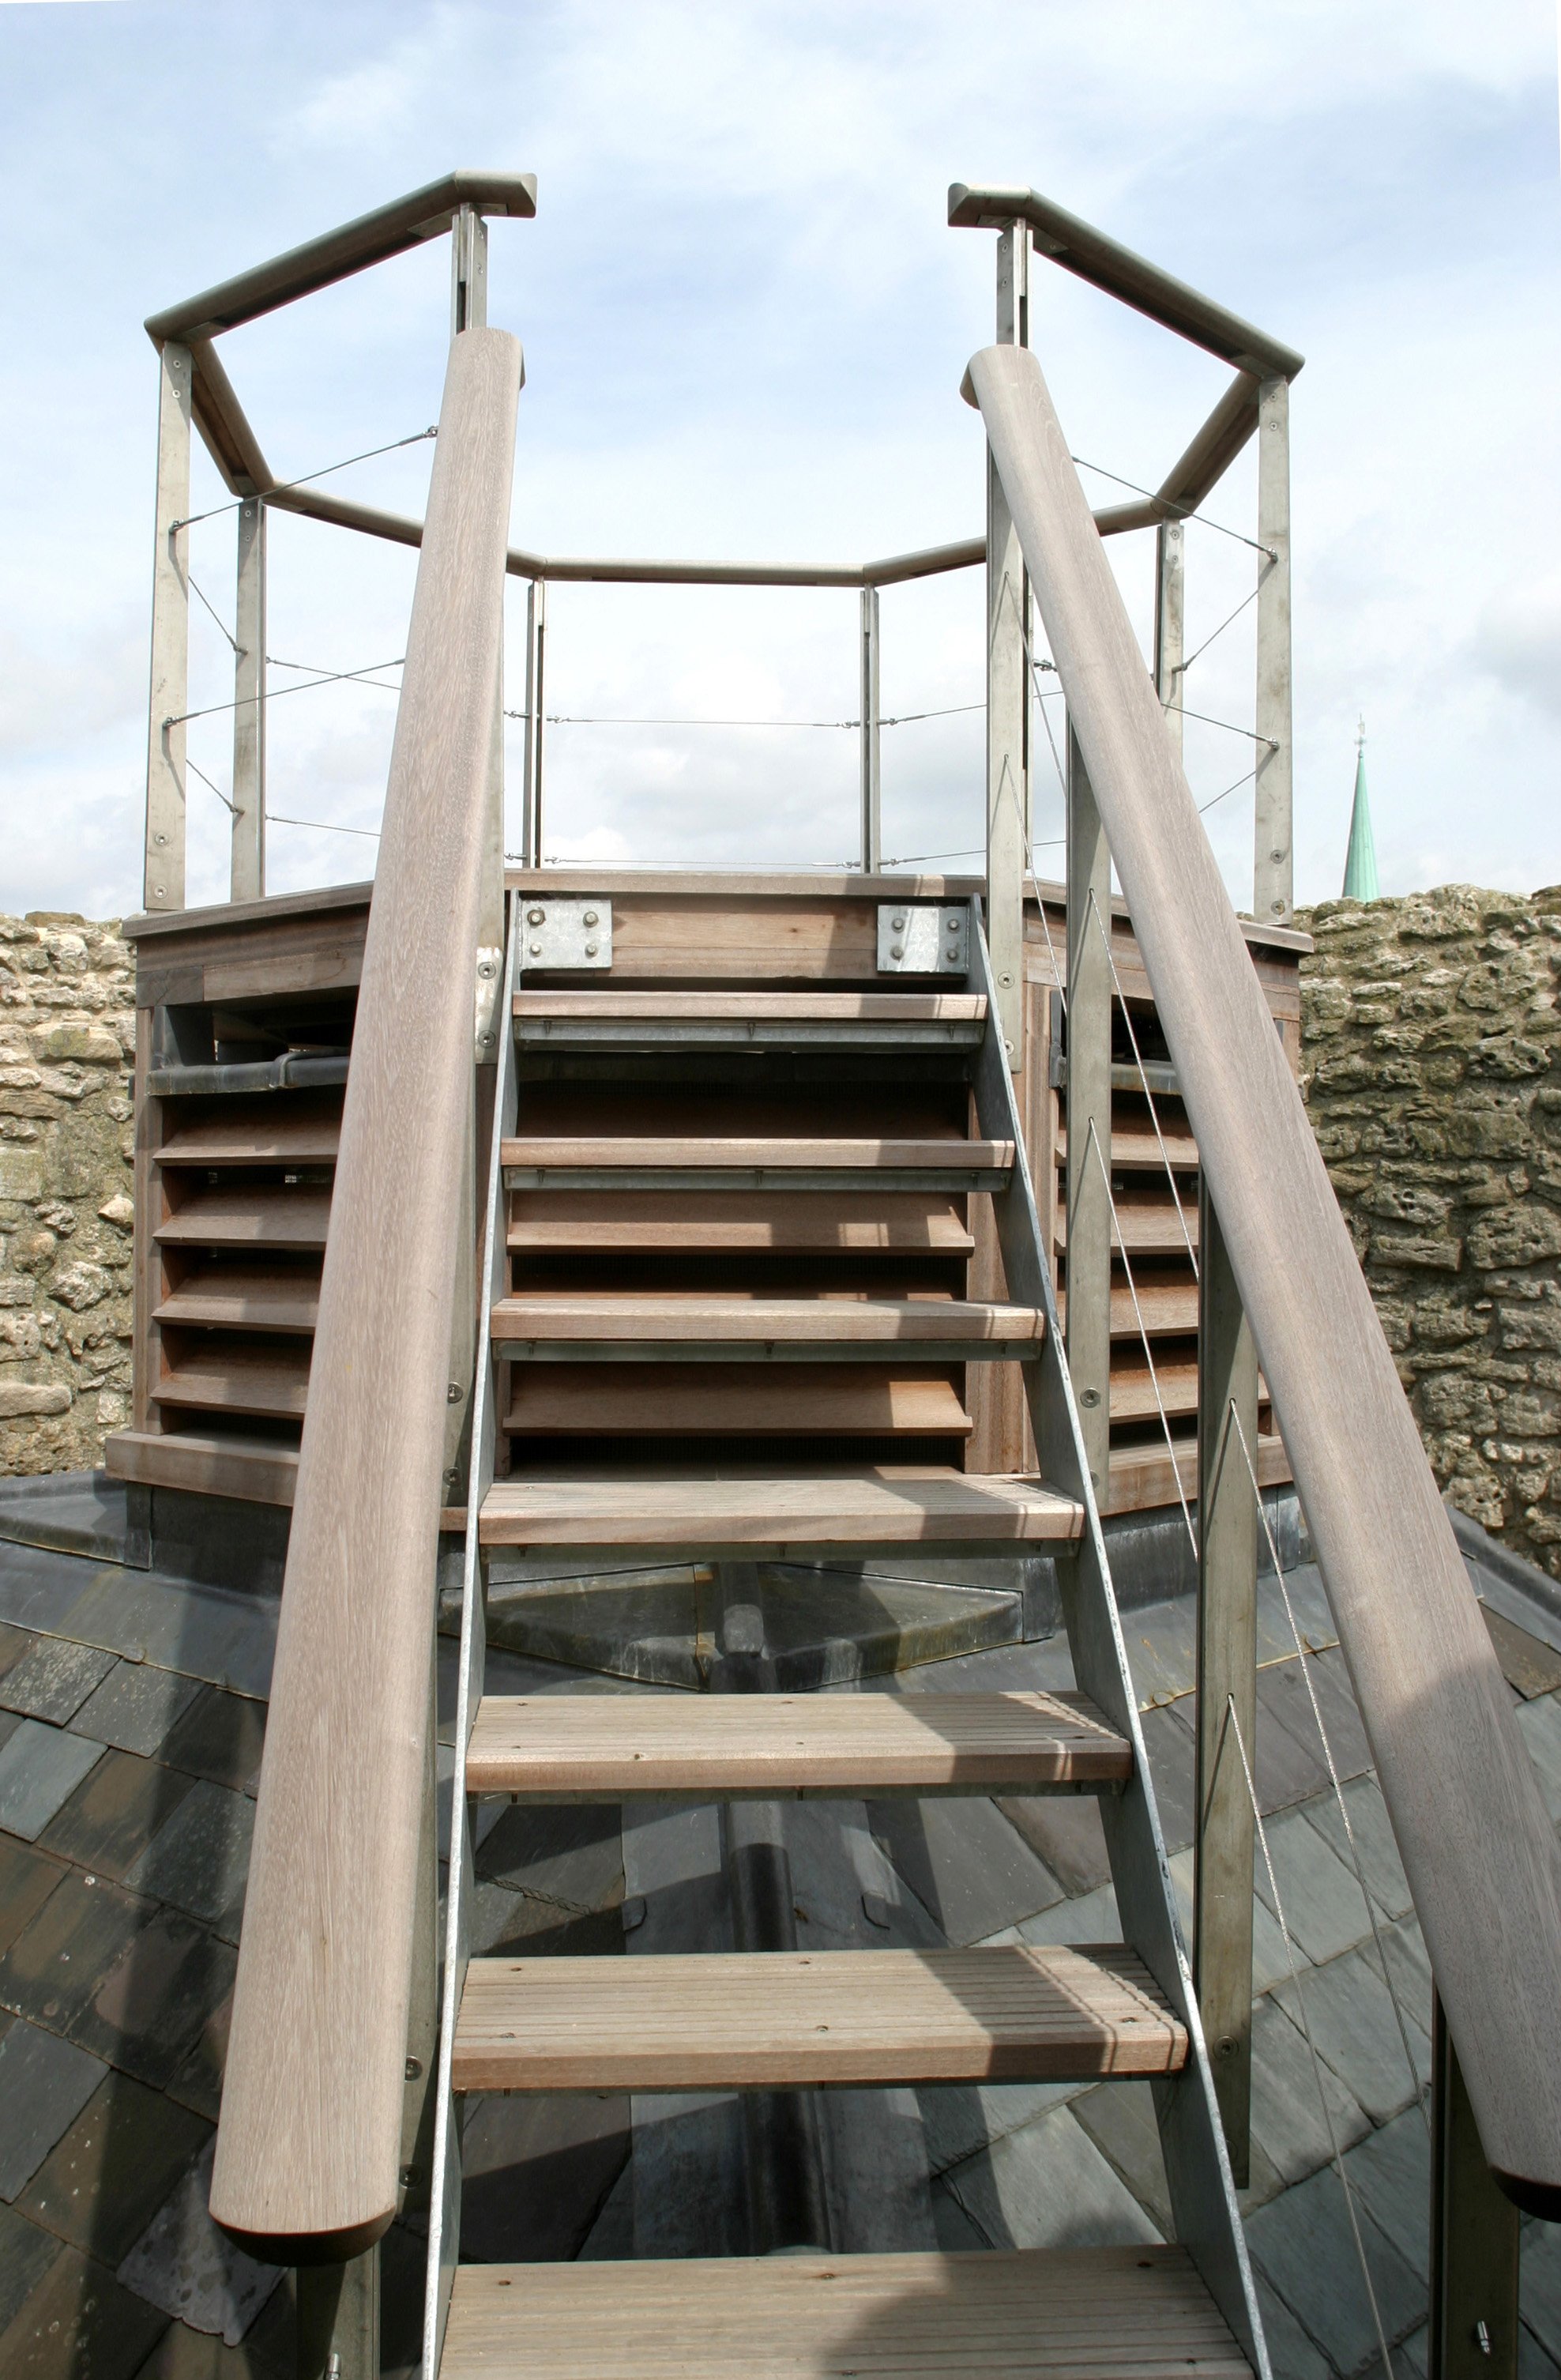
[145,338,192,912]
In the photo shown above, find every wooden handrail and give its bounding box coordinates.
[969,339,1561,2216]
[209,326,522,2260]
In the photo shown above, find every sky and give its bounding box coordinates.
[0,0,1557,921]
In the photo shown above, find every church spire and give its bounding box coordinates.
[1342,717,1379,900]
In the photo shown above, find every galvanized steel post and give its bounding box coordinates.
[453,208,506,1029]
[521,579,545,866]
[1065,725,1112,1504]
[145,340,192,910]
[859,584,881,872]
[986,221,1030,1068]
[231,496,266,902]
[1253,377,1292,924]
[1154,518,1184,762]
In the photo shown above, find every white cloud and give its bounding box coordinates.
[1472,574,1561,721]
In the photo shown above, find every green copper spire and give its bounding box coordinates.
[1343,717,1379,901]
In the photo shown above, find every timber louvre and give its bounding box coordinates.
[99,160,1556,2380]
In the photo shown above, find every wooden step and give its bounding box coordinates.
[502,1365,972,1437]
[466,1689,1131,1799]
[156,1113,340,1167]
[152,1343,310,1419]
[1110,1358,1198,1423]
[491,1295,1044,1361]
[1056,1281,1199,1337]
[502,1136,1014,1192]
[514,989,987,1049]
[442,2247,1250,2380]
[477,1468,1082,1552]
[1054,1192,1200,1256]
[155,1184,333,1249]
[1055,1125,1198,1171]
[154,1264,320,1335]
[508,1189,974,1254]
[453,1945,1187,2092]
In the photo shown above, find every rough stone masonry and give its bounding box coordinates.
[3,892,1560,1581]
[1297,885,1561,1576]
[0,913,134,1476]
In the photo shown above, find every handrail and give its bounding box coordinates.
[950,183,1304,381]
[209,325,523,2259]
[968,337,1561,2215]
[145,169,536,344]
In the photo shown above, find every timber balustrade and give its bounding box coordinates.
[207,325,522,2259]
[967,336,1561,2214]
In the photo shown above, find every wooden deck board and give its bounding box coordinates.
[508,1190,974,1253]
[491,1296,1044,1356]
[465,1689,1130,1798]
[502,1365,972,1437]
[453,1945,1186,2092]
[156,1185,333,1249]
[477,1468,1082,1548]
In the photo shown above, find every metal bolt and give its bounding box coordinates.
[584,942,597,957]
[1270,900,1285,915]
[1080,1387,1101,1408]
[529,942,541,956]
[446,1381,464,1404]
[1476,2322,1492,2358]
[1269,850,1284,864]
[527,906,545,925]
[583,909,598,926]
[405,2054,423,2080]
[999,972,1012,987]
[154,886,165,898]
[891,913,905,929]
[890,944,903,961]
[477,959,496,979]
[154,832,168,845]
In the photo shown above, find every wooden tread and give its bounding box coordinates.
[152,1344,310,1419]
[156,1185,333,1249]
[477,1468,1082,1550]
[156,1114,340,1166]
[153,1264,320,1334]
[502,1365,972,1437]
[515,990,987,1047]
[465,1689,1130,1798]
[453,1945,1187,2092]
[1054,1193,1200,1256]
[491,1295,1044,1359]
[1056,1125,1198,1171]
[442,2247,1249,2379]
[503,1136,1013,1192]
[508,1189,973,1253]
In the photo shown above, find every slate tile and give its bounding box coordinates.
[1254,1803,1375,1965]
[917,2078,1085,2175]
[1250,1991,1371,2186]
[0,1543,100,1640]
[1480,1606,1561,1700]
[1118,1597,1198,1708]
[1013,1877,1120,1949]
[20,2071,208,2266]
[0,2240,169,2379]
[118,2137,281,2348]
[0,2023,107,2202]
[941,2099,1162,2250]
[74,1911,236,2090]
[0,1837,66,1959]
[0,1869,150,2034]
[1379,1916,1433,2040]
[160,1691,266,1797]
[1522,2321,1561,2380]
[929,2175,990,2253]
[40,1754,195,1885]
[1516,1695,1561,1824]
[1256,1567,1339,1663]
[1273,1945,1431,2126]
[0,1724,105,1845]
[1068,2079,1171,2235]
[1245,2156,1424,2374]
[867,1798,1063,1944]
[1253,1666,1332,1813]
[995,1792,1112,1898]
[122,1783,254,1940]
[67,1669,202,1762]
[0,1641,118,1727]
[54,1569,276,1704]
[1341,2104,1431,2278]
[476,1800,623,1911]
[1299,1776,1413,1922]
[1137,1702,1196,1854]
[1259,1647,1375,1784]
[1254,2276,1333,2380]
[0,1623,37,1685]
[0,2201,62,2341]
[165,1994,231,2126]
[132,2322,293,2380]
[460,2090,632,2263]
[1164,1847,1295,1994]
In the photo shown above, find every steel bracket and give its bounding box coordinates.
[517,896,611,970]
[876,902,967,975]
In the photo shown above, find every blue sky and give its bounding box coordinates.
[0,0,1556,917]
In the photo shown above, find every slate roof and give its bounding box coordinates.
[0,1482,1556,2378]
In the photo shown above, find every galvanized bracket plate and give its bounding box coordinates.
[517,897,611,970]
[877,902,968,975]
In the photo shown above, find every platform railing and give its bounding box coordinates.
[206,322,522,2262]
[967,332,1561,2231]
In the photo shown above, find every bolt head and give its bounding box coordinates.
[527,906,545,925]
[582,909,598,926]
[584,942,598,957]
[529,942,541,955]
[891,913,905,929]
[890,944,903,960]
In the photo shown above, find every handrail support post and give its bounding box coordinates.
[1194,1185,1257,2184]
[1429,1988,1520,2380]
[231,495,266,902]
[985,220,1030,1070]
[859,584,881,872]
[521,579,545,866]
[1154,517,1184,761]
[1253,376,1292,925]
[145,339,192,911]
[1065,725,1111,1503]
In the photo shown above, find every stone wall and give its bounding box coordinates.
[0,914,135,1476]
[1297,886,1561,1576]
